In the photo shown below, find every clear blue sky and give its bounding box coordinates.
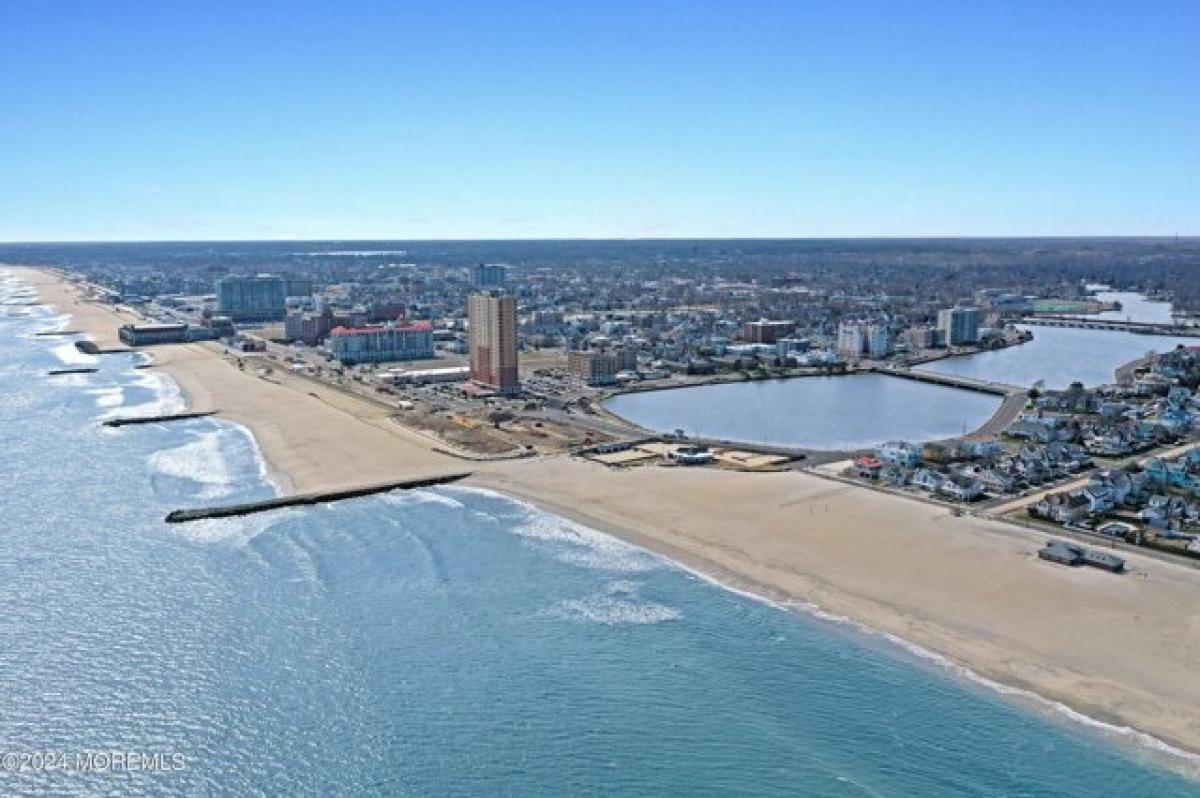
[1,0,1197,240]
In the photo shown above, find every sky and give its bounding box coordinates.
[1,0,1197,241]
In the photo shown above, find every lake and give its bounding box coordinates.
[604,373,1001,450]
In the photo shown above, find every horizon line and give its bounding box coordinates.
[1,234,1197,246]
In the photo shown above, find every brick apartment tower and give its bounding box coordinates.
[467,292,519,396]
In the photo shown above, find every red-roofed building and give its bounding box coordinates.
[328,321,435,364]
[851,455,883,479]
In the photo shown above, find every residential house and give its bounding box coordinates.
[1081,485,1114,514]
[1035,492,1091,524]
[876,441,922,468]
[1007,420,1057,443]
[978,469,1017,496]
[880,465,910,487]
[911,468,945,492]
[939,477,984,502]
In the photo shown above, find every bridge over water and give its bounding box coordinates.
[872,366,1024,396]
[1018,316,1199,337]
[874,366,1030,439]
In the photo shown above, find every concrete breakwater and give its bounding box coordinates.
[103,411,219,428]
[74,340,130,355]
[35,330,83,337]
[164,473,472,523]
[48,367,99,375]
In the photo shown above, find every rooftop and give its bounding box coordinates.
[331,321,433,336]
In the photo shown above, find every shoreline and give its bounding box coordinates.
[467,466,1200,766]
[9,263,1200,774]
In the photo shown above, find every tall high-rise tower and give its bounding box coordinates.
[468,292,519,396]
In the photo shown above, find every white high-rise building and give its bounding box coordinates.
[838,321,891,359]
[837,321,865,358]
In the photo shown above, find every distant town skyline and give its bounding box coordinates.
[2,0,1197,241]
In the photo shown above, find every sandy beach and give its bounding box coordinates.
[11,264,1200,765]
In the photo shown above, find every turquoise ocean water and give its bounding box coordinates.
[1,271,1197,795]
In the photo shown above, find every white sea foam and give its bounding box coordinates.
[550,581,681,626]
[149,429,235,500]
[380,490,466,510]
[26,313,72,337]
[173,509,301,546]
[88,386,125,409]
[446,487,662,574]
[222,419,283,495]
[48,373,90,388]
[516,511,660,573]
[51,341,98,366]
[117,371,186,417]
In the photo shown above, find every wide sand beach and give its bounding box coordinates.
[12,264,1200,769]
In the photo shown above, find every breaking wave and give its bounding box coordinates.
[149,428,236,500]
[51,341,98,366]
[550,580,681,626]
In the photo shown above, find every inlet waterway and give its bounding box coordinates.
[1083,287,1177,324]
[917,326,1195,390]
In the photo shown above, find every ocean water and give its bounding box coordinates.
[605,373,1001,451]
[1,274,1198,796]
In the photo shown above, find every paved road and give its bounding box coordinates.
[986,440,1200,516]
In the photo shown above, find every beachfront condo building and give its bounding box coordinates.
[216,274,313,322]
[328,321,434,365]
[217,275,281,321]
[468,292,519,395]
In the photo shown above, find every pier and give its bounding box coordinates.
[1019,316,1199,337]
[48,367,99,375]
[103,410,219,428]
[35,330,83,337]
[164,473,472,523]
